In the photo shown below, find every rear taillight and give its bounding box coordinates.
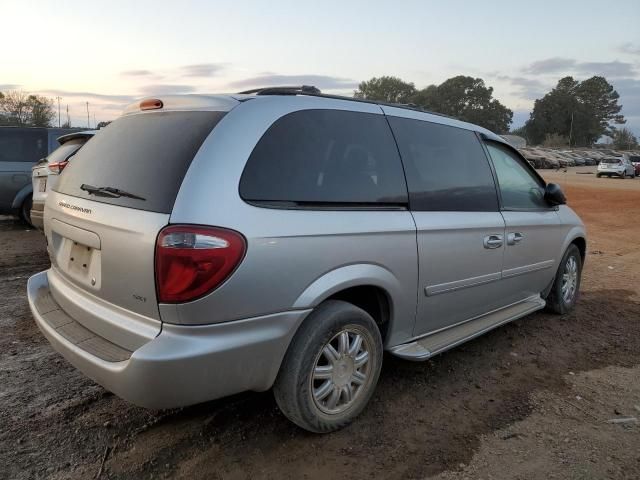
[48,160,69,174]
[155,225,246,303]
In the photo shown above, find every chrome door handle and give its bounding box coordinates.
[507,232,524,245]
[483,234,503,249]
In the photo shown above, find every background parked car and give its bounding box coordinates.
[596,156,635,178]
[30,131,96,229]
[0,126,81,225]
[630,155,640,176]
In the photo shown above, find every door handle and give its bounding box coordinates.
[507,232,524,245]
[483,234,503,249]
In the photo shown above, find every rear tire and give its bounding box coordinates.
[596,173,602,178]
[620,171,626,179]
[273,300,383,433]
[19,194,33,227]
[546,244,582,315]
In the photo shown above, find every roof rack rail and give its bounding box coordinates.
[237,85,455,120]
[238,85,321,95]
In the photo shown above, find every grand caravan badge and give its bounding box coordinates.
[58,201,92,214]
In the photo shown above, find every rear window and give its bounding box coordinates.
[47,138,86,164]
[55,111,225,213]
[0,128,47,163]
[239,109,408,207]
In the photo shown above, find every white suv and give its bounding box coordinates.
[31,131,96,229]
[596,155,635,179]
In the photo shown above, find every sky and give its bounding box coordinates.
[2,0,639,136]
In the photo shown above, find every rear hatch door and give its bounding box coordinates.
[48,110,227,321]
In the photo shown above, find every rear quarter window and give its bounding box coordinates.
[55,111,225,213]
[46,138,86,164]
[239,109,408,207]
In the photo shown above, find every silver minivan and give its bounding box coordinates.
[27,88,586,432]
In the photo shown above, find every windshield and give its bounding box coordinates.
[54,111,226,213]
[47,138,87,164]
[602,159,621,164]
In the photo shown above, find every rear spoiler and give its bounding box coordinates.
[57,130,97,145]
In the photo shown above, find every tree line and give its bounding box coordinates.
[0,90,58,127]
[1,76,636,148]
[354,75,636,149]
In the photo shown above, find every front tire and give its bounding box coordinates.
[274,300,383,433]
[546,244,582,314]
[20,194,33,227]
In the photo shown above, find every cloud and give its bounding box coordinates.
[138,84,197,95]
[229,74,358,91]
[121,69,155,77]
[619,43,640,56]
[522,58,577,74]
[181,63,226,77]
[576,61,637,78]
[496,75,547,100]
[37,89,136,103]
[0,84,21,91]
[522,58,637,78]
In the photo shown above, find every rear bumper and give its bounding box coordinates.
[30,201,44,230]
[597,169,625,176]
[28,271,310,409]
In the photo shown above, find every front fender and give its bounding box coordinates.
[559,226,587,263]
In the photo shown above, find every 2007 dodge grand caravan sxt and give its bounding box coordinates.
[28,86,586,433]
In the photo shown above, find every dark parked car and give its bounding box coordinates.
[0,126,80,224]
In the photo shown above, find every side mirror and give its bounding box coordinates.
[544,183,566,206]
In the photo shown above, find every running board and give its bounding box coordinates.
[390,296,546,361]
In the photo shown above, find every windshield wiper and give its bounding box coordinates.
[80,184,146,201]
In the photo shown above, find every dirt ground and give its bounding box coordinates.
[1,167,639,480]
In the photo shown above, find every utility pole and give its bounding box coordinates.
[93,113,96,129]
[56,96,61,127]
[66,105,70,127]
[86,102,90,128]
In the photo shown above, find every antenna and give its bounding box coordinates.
[56,96,61,127]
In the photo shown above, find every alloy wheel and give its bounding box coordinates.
[310,329,372,415]
[561,255,578,304]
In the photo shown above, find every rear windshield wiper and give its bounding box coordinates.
[80,184,146,201]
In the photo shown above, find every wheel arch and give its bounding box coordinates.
[571,236,586,263]
[11,183,33,209]
[292,263,408,346]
